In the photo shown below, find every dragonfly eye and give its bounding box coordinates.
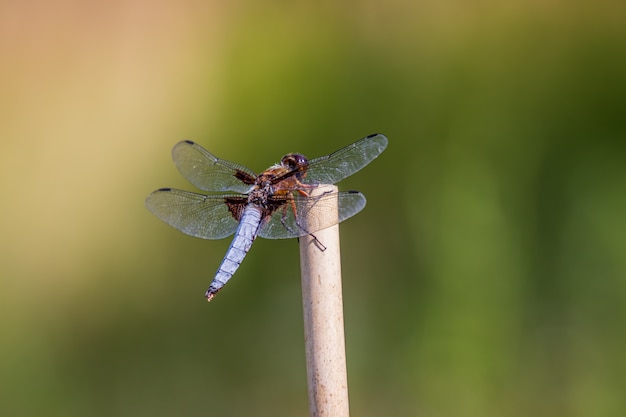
[281,153,309,178]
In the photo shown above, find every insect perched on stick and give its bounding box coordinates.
[145,133,388,301]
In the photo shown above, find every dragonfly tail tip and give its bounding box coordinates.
[206,289,219,302]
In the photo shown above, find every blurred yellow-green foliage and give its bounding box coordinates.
[1,1,625,416]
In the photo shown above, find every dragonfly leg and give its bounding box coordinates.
[279,203,327,251]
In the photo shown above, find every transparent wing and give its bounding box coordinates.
[172,140,257,193]
[145,188,245,239]
[258,191,366,239]
[302,133,388,185]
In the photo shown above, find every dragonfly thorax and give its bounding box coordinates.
[247,181,274,207]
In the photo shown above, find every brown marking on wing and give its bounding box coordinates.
[224,196,247,221]
[263,194,290,215]
[234,169,256,185]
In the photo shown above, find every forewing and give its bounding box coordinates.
[172,140,256,193]
[258,191,366,239]
[303,133,388,185]
[145,188,244,239]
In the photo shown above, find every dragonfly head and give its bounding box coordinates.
[281,153,309,180]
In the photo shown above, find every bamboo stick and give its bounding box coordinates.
[299,185,350,417]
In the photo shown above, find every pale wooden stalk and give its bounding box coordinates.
[299,184,350,417]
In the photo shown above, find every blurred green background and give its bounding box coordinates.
[1,1,625,416]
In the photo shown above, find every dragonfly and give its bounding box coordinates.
[145,133,388,301]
